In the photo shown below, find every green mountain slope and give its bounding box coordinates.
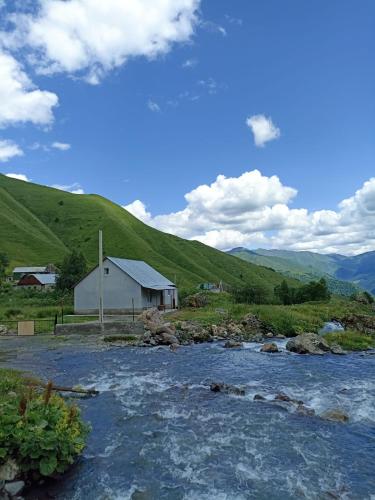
[228,247,361,296]
[254,248,375,294]
[0,174,298,291]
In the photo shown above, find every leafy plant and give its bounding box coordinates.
[0,370,90,477]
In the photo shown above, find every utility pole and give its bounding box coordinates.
[98,230,104,324]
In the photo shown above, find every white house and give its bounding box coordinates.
[74,257,178,314]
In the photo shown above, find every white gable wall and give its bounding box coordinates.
[74,258,142,314]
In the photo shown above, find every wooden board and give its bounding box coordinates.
[18,321,35,336]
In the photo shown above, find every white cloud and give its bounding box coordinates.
[182,58,198,69]
[147,100,161,113]
[3,0,200,83]
[123,199,151,223]
[51,141,71,151]
[51,182,84,194]
[246,114,281,147]
[123,170,375,255]
[0,51,58,127]
[200,21,227,36]
[0,139,23,162]
[225,14,243,26]
[4,172,30,181]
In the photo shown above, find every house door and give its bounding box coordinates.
[160,292,164,306]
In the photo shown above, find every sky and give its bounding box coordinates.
[0,0,374,255]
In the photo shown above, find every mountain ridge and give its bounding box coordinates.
[0,174,298,291]
[228,247,375,294]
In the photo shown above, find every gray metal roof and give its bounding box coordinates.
[13,266,47,273]
[31,274,57,285]
[107,257,175,289]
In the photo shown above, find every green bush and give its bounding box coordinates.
[4,308,22,318]
[0,372,89,477]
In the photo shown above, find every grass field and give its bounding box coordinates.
[0,174,299,290]
[170,292,375,336]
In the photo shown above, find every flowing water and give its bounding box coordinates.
[1,337,374,500]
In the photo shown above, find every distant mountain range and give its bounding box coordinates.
[228,247,375,295]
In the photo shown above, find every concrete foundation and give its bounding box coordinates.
[55,320,144,336]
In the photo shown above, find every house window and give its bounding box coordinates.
[104,267,109,275]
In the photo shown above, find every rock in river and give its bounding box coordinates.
[321,408,349,423]
[260,342,279,353]
[224,340,243,349]
[330,344,346,355]
[286,333,331,355]
[210,382,246,396]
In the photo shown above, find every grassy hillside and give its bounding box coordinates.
[228,247,360,296]
[0,174,298,290]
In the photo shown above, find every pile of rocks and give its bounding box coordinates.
[0,325,8,336]
[340,314,375,335]
[139,309,179,347]
[138,309,216,347]
[0,458,25,499]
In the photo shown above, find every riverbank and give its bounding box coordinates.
[0,334,374,499]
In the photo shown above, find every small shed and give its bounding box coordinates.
[17,273,57,290]
[74,257,178,314]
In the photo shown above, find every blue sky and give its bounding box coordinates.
[1,0,374,254]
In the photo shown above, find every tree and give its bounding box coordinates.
[232,285,269,304]
[295,277,330,303]
[274,280,292,305]
[0,253,9,281]
[56,250,87,291]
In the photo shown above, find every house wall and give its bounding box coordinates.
[141,288,162,308]
[162,288,179,309]
[74,259,142,314]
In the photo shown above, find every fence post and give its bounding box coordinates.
[54,314,58,334]
[132,298,135,322]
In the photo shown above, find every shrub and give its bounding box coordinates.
[0,371,90,478]
[4,308,22,318]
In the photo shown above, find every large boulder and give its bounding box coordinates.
[139,308,162,325]
[154,332,179,346]
[330,344,346,355]
[260,342,279,353]
[321,408,349,423]
[286,333,331,355]
[210,382,245,396]
[224,340,243,349]
[0,459,19,481]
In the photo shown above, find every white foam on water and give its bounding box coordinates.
[183,489,247,500]
[243,338,288,352]
[155,406,193,420]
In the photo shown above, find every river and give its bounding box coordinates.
[0,336,374,499]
